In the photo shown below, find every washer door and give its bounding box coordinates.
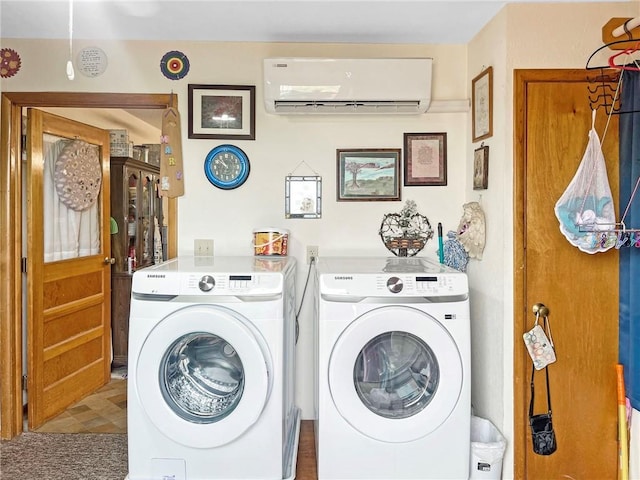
[328,305,462,443]
[136,304,272,448]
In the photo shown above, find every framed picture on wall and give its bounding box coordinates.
[473,145,489,190]
[472,66,493,142]
[336,149,401,201]
[403,132,447,186]
[188,84,256,140]
[285,175,322,219]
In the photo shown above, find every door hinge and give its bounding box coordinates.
[22,374,27,391]
[21,257,27,273]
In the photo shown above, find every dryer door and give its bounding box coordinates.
[136,304,272,448]
[328,305,462,443]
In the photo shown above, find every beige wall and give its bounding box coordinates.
[1,38,470,422]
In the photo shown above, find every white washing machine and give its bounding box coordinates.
[126,256,300,480]
[315,256,470,480]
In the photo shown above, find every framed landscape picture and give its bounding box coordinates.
[336,149,401,201]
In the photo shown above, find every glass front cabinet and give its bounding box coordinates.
[110,156,166,366]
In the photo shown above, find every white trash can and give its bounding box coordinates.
[470,415,507,479]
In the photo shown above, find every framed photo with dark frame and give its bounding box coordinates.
[336,148,401,202]
[473,145,489,190]
[188,84,256,140]
[472,66,493,142]
[403,132,447,186]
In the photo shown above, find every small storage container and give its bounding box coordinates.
[111,141,134,158]
[253,228,289,256]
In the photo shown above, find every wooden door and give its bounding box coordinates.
[515,70,619,478]
[26,108,112,429]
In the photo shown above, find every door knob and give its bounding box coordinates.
[104,257,116,265]
[532,303,549,317]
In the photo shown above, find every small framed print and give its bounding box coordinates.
[285,175,322,219]
[403,132,447,186]
[472,66,493,142]
[188,84,256,140]
[473,145,489,190]
[337,149,401,201]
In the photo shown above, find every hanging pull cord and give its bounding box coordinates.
[66,0,75,80]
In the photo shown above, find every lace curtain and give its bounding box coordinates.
[43,134,100,262]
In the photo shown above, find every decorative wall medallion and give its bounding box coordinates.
[77,46,108,78]
[0,48,21,78]
[55,140,102,211]
[160,50,190,80]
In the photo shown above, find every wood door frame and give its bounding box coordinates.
[513,69,609,478]
[0,92,179,440]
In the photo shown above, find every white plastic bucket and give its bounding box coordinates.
[252,228,289,256]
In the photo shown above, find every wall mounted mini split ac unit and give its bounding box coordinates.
[263,57,432,114]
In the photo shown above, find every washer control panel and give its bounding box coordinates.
[133,271,283,296]
[183,273,282,295]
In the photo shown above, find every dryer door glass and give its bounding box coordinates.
[354,331,439,419]
[160,332,245,423]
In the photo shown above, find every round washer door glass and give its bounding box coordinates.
[161,332,244,423]
[135,304,272,449]
[354,331,439,419]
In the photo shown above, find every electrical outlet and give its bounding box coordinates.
[194,239,214,256]
[307,245,319,264]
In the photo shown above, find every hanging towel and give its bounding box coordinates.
[554,110,617,253]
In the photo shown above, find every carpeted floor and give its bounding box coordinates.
[0,432,127,480]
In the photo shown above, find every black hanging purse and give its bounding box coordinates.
[529,363,557,455]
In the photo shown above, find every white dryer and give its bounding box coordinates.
[127,256,300,480]
[315,257,470,480]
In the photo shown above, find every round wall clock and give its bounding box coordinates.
[204,144,250,190]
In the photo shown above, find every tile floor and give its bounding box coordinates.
[32,378,127,434]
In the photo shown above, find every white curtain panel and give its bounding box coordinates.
[43,135,100,262]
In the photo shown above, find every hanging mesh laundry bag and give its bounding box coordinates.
[554,111,617,254]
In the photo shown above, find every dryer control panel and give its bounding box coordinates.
[320,273,468,299]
